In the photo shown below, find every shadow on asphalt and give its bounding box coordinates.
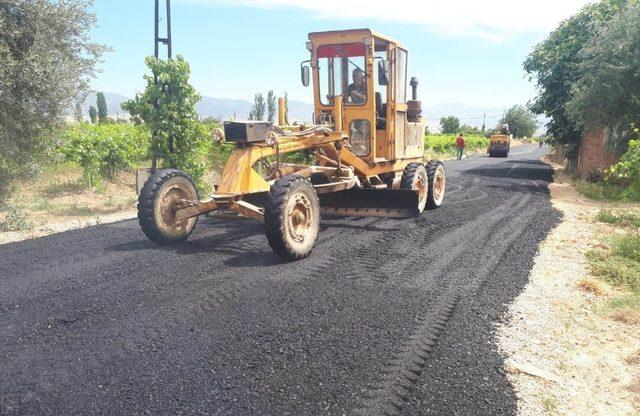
[106,220,263,255]
[106,218,287,267]
[223,250,281,267]
[107,239,157,252]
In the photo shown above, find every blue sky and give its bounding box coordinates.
[89,0,591,108]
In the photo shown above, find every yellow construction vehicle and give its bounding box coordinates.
[137,28,446,260]
[488,124,511,157]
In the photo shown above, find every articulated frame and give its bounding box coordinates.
[173,129,422,223]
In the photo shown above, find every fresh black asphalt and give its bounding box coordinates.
[0,144,561,415]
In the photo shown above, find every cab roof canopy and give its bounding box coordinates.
[308,28,405,50]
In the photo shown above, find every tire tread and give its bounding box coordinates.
[138,168,197,245]
[264,175,319,261]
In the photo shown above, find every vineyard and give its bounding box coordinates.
[53,126,492,193]
[425,133,489,157]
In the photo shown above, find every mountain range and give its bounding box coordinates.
[80,92,508,131]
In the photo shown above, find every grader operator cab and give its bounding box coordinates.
[137,29,446,260]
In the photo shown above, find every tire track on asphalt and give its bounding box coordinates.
[380,193,530,285]
[355,203,541,416]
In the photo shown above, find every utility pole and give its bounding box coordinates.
[155,0,172,60]
[152,0,173,171]
[482,113,486,133]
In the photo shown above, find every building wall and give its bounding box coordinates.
[578,130,618,178]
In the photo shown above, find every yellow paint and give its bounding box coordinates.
[214,29,428,199]
[490,134,511,145]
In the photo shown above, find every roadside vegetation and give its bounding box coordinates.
[575,133,640,202]
[0,0,106,199]
[527,0,640,202]
[425,133,488,158]
[589,209,640,322]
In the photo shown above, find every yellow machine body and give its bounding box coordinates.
[488,134,512,157]
[173,28,434,223]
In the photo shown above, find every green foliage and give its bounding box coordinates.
[580,135,640,202]
[596,209,640,228]
[588,237,640,293]
[96,91,108,123]
[267,90,276,122]
[566,2,640,138]
[199,117,234,170]
[608,294,640,311]
[460,124,482,135]
[0,0,106,197]
[440,116,460,134]
[608,138,640,198]
[284,91,289,123]
[122,56,210,188]
[0,204,32,232]
[425,134,489,154]
[59,123,150,188]
[574,179,633,201]
[89,105,97,123]
[612,235,640,262]
[524,0,628,160]
[250,93,266,121]
[499,105,538,138]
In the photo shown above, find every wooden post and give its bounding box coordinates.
[278,97,286,126]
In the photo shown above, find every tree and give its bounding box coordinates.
[284,91,289,123]
[267,90,276,123]
[89,106,98,124]
[524,0,628,164]
[96,91,108,123]
[0,0,105,196]
[440,116,460,134]
[566,1,640,150]
[122,56,209,188]
[248,107,256,121]
[74,102,83,122]
[460,124,481,135]
[253,93,265,121]
[499,105,538,138]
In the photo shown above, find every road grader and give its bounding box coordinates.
[137,29,446,260]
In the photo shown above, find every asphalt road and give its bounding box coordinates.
[0,144,561,416]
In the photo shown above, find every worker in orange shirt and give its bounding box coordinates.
[455,133,466,160]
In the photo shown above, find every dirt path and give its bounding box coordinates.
[498,163,640,415]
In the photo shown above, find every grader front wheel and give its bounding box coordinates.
[426,160,446,209]
[138,169,199,245]
[400,162,429,214]
[264,175,320,261]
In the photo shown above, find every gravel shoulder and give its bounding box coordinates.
[498,161,640,415]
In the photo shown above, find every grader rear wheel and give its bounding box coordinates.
[264,175,320,261]
[426,160,446,209]
[138,169,199,245]
[400,162,429,214]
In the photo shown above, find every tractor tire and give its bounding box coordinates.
[264,175,320,261]
[426,159,446,209]
[400,162,429,214]
[138,169,198,245]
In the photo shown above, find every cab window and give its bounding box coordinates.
[396,48,407,104]
[317,43,367,106]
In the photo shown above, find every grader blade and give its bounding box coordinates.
[319,189,421,218]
